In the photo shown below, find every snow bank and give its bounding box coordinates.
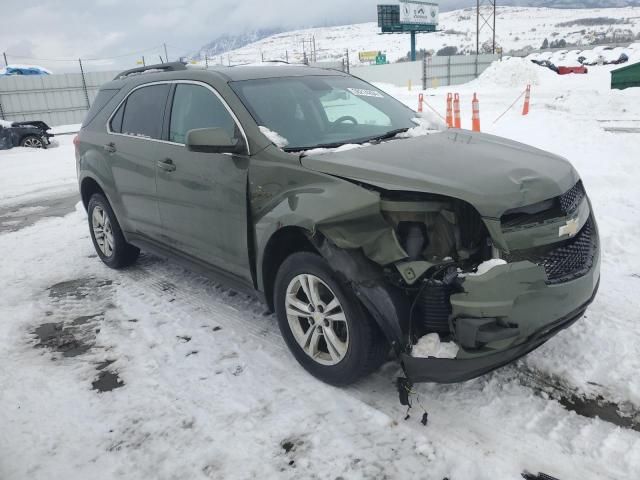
[411,333,459,359]
[471,57,553,88]
[258,126,289,148]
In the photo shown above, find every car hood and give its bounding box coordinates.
[300,131,579,218]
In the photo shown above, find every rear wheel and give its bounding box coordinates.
[274,252,387,385]
[20,135,43,148]
[88,193,139,268]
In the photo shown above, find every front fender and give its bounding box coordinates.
[250,147,407,292]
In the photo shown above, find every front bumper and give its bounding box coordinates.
[401,243,600,383]
[401,277,598,383]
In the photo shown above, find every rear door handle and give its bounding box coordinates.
[157,158,176,172]
[103,142,116,154]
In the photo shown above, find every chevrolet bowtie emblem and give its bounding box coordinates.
[559,218,580,237]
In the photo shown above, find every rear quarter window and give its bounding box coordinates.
[118,84,170,139]
[82,88,119,128]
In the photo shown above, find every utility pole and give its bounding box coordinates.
[285,50,289,63]
[476,0,497,54]
[312,36,317,62]
[345,49,350,73]
[164,43,169,63]
[78,59,91,109]
[205,56,209,68]
[2,52,7,67]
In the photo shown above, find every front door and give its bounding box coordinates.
[155,82,251,282]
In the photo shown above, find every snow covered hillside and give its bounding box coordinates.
[197,6,640,65]
[1,59,640,479]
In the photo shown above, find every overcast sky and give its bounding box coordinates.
[0,0,475,71]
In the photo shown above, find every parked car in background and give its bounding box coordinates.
[0,120,53,148]
[0,64,52,76]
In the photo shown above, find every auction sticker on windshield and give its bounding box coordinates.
[347,88,384,98]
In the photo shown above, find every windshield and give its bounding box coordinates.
[230,75,417,151]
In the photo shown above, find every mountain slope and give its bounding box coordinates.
[194,6,640,66]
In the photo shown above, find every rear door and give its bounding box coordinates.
[107,83,171,238]
[155,81,251,282]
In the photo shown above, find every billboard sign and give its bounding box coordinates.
[399,0,438,26]
[359,51,379,62]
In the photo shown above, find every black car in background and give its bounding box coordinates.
[0,120,53,149]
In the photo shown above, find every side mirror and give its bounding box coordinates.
[185,127,244,154]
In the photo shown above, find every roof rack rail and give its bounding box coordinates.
[113,62,187,80]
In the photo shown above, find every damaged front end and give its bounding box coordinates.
[311,181,600,384]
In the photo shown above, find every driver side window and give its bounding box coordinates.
[319,90,392,127]
[169,84,237,145]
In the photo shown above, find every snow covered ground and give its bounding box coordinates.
[1,59,640,479]
[196,6,640,65]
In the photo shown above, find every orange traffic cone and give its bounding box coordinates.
[446,93,453,128]
[472,93,481,132]
[522,85,531,116]
[453,93,461,129]
[418,93,424,113]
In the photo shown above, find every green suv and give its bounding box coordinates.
[76,62,600,386]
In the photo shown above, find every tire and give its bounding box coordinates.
[87,193,139,269]
[20,135,44,148]
[274,252,388,386]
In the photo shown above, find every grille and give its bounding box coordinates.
[501,181,586,230]
[505,217,596,284]
[559,181,586,214]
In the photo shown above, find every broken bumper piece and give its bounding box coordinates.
[401,297,591,383]
[401,250,600,384]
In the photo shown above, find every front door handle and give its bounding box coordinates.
[157,158,176,172]
[103,142,116,154]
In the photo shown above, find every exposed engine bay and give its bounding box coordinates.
[379,191,492,343]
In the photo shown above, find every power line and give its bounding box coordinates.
[2,45,167,62]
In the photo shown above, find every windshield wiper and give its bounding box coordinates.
[285,141,352,153]
[362,128,410,144]
[285,128,411,154]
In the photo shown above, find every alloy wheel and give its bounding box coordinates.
[92,206,114,257]
[22,137,43,148]
[285,274,349,366]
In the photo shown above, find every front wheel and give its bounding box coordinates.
[88,193,139,268]
[274,252,387,385]
[20,135,44,148]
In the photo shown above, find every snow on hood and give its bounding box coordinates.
[258,126,289,148]
[302,143,372,157]
[301,114,444,158]
[0,119,14,128]
[400,112,447,138]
